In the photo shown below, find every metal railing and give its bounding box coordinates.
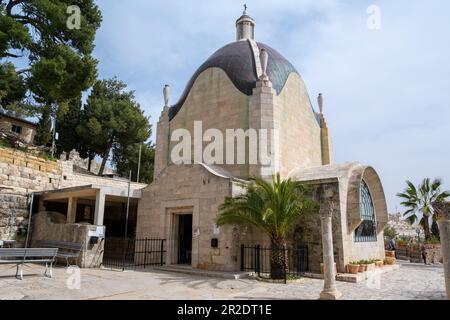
[241,244,309,282]
[102,237,166,270]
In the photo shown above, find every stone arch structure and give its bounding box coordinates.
[346,165,388,235]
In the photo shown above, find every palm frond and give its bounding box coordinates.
[217,173,319,239]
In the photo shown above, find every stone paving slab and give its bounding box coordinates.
[0,261,445,300]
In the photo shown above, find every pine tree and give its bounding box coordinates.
[34,105,52,146]
[76,78,151,176]
[113,142,155,183]
[1,0,102,116]
[56,96,82,157]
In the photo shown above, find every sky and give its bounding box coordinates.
[92,0,450,213]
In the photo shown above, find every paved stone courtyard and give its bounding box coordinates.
[0,261,445,300]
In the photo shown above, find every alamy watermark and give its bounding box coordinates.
[367,5,381,30]
[66,5,81,30]
[66,266,81,290]
[366,269,382,290]
[170,121,279,174]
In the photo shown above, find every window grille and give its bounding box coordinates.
[354,180,377,242]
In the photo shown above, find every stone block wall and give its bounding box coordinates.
[167,68,250,179]
[274,73,323,177]
[31,212,105,267]
[396,243,443,264]
[0,190,28,245]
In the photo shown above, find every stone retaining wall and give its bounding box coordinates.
[396,243,442,264]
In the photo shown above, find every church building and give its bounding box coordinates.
[136,10,388,273]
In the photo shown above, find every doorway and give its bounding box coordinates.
[177,214,192,264]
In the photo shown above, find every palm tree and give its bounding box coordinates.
[217,174,319,280]
[397,178,450,241]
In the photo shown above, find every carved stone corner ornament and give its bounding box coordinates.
[163,84,170,107]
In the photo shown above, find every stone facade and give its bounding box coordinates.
[164,67,251,179]
[274,73,323,177]
[155,70,327,181]
[137,163,242,271]
[0,114,36,144]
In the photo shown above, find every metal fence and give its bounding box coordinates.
[241,244,308,281]
[102,237,166,270]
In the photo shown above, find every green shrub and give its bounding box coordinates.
[425,235,441,244]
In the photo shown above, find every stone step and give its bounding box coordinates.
[153,265,250,280]
[302,264,401,283]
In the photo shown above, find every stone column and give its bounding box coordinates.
[66,197,77,223]
[319,200,342,300]
[433,201,450,300]
[93,189,106,226]
[248,75,278,179]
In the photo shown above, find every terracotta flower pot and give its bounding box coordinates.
[384,257,396,265]
[385,250,395,258]
[375,260,384,267]
[347,264,360,274]
[358,264,367,272]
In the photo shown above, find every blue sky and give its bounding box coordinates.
[92,0,450,213]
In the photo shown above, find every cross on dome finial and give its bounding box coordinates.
[236,5,255,41]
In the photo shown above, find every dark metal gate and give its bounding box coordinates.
[102,237,166,270]
[241,244,309,279]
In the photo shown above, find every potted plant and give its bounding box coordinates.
[384,256,396,265]
[374,259,384,267]
[358,260,367,272]
[346,261,360,274]
[366,260,376,271]
[385,250,395,258]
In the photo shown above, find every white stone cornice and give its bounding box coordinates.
[247,39,262,78]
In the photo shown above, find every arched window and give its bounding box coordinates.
[354,180,377,242]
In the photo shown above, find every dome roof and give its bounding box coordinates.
[169,40,299,120]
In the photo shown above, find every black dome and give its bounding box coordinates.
[169,41,299,120]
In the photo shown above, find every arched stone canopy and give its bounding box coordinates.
[288,162,388,272]
[288,162,388,236]
[346,165,388,234]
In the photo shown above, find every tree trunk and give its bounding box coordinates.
[423,216,431,241]
[98,145,110,176]
[270,237,287,280]
[87,151,93,172]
